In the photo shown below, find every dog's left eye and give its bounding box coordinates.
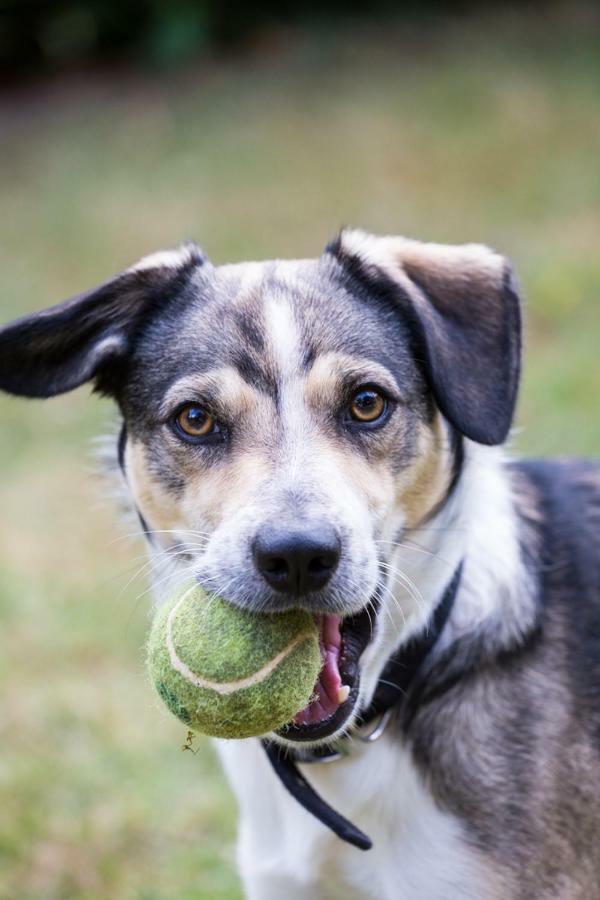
[348,387,388,426]
[173,404,221,442]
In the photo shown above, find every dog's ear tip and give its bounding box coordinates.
[324,225,369,256]
[126,242,207,275]
[180,239,208,264]
[324,232,344,257]
[181,238,204,251]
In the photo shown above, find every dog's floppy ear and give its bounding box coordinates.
[327,229,522,446]
[0,243,205,399]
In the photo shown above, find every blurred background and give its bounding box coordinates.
[1,2,599,898]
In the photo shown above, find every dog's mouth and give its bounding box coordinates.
[277,604,375,743]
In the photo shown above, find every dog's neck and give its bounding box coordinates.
[358,441,538,713]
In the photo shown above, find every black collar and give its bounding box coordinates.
[261,564,463,852]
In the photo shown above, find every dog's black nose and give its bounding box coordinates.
[253,525,341,595]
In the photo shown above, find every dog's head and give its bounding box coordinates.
[0,230,521,744]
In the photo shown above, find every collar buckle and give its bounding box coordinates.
[357,706,394,743]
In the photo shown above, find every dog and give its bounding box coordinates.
[1,230,599,899]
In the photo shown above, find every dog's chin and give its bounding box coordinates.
[273,603,376,746]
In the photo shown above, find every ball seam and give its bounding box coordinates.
[166,594,317,695]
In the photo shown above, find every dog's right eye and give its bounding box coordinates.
[173,403,221,442]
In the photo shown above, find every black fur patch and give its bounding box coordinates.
[117,422,127,474]
[233,308,266,355]
[230,349,279,398]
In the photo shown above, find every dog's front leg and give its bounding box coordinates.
[216,739,351,900]
[238,857,318,900]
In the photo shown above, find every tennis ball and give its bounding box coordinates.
[147,586,322,739]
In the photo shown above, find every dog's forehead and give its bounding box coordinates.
[194,256,414,372]
[128,253,420,410]
[211,258,317,357]
[212,258,328,366]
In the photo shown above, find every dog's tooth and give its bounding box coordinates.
[338,685,350,704]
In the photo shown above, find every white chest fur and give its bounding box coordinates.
[216,733,503,900]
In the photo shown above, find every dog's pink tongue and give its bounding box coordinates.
[292,614,345,727]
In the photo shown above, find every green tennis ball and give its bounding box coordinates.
[147,586,322,739]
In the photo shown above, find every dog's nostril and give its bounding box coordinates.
[308,554,336,575]
[262,556,289,577]
[253,525,341,596]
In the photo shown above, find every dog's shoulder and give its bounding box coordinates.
[513,456,600,542]
[404,456,600,894]
[511,456,600,637]
[515,457,600,732]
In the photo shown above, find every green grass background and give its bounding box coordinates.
[1,8,599,899]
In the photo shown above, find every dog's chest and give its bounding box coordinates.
[217,736,503,900]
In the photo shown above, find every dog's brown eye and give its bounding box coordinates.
[349,388,387,424]
[175,404,215,438]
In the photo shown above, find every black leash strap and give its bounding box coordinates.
[261,564,462,852]
[263,742,373,851]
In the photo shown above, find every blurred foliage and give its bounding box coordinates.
[1,0,535,78]
[0,4,599,898]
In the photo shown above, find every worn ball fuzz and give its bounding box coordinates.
[147,586,322,739]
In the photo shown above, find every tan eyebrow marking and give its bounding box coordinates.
[125,439,185,533]
[160,367,258,418]
[305,352,403,406]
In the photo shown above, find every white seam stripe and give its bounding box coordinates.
[166,595,315,695]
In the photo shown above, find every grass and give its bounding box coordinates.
[1,8,599,898]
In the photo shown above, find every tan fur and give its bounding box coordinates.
[305,352,403,408]
[182,447,272,527]
[304,352,453,531]
[398,415,455,530]
[128,431,275,544]
[160,368,257,420]
[338,442,398,523]
[125,440,185,535]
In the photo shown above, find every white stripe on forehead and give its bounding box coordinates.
[264,268,303,379]
[263,266,307,474]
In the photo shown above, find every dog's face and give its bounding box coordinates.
[0,230,521,744]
